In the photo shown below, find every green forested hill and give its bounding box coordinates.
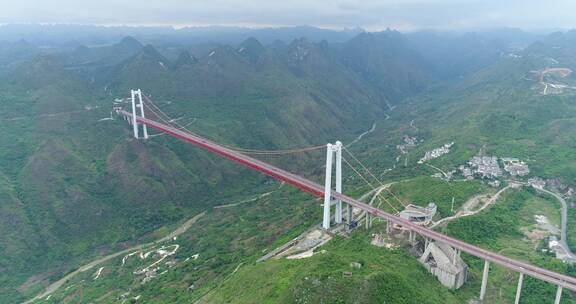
[202,233,464,304]
[0,55,247,301]
[390,54,576,182]
[1,28,576,304]
[0,33,417,302]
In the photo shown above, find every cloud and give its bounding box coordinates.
[1,0,575,30]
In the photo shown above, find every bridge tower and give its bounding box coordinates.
[323,141,343,230]
[130,89,149,139]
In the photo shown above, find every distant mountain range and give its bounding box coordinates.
[1,26,576,303]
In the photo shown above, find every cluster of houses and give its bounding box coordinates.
[467,156,502,178]
[459,155,529,181]
[392,140,564,288]
[501,158,530,176]
[418,142,454,164]
[396,135,418,155]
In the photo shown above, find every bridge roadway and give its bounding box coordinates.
[124,110,576,291]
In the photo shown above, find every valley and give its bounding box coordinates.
[1,25,576,303]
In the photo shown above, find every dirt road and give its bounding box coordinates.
[430,183,520,229]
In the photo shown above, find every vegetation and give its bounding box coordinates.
[203,232,464,304]
[444,188,574,303]
[41,186,320,303]
[380,177,486,217]
[1,27,576,303]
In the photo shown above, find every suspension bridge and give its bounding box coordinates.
[118,89,576,303]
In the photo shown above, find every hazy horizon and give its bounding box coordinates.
[0,23,571,35]
[1,0,575,32]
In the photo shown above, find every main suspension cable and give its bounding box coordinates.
[141,94,327,155]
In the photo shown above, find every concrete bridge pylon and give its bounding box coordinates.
[323,141,342,230]
[130,89,148,139]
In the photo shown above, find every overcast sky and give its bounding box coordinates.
[1,0,575,31]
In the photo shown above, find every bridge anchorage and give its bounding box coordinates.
[118,89,576,303]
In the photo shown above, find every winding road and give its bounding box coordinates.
[432,183,576,262]
[534,187,576,260]
[23,212,206,304]
[346,122,376,147]
[431,183,520,229]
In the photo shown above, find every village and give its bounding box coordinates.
[458,155,530,181]
[418,142,454,164]
[417,141,576,265]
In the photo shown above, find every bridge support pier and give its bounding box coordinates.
[347,204,353,226]
[452,249,460,265]
[555,286,563,304]
[365,213,371,229]
[322,141,342,230]
[514,273,523,304]
[480,260,490,301]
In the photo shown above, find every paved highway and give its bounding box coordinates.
[535,187,576,261]
[126,111,576,291]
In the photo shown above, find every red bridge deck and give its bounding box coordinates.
[122,110,576,291]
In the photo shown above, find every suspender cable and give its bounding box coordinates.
[343,146,406,207]
[342,156,400,214]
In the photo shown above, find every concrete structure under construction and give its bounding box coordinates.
[399,203,437,225]
[419,241,468,289]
